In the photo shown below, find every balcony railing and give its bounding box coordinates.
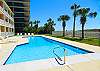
[0,19,14,28]
[7,0,30,2]
[0,32,14,38]
[0,6,14,21]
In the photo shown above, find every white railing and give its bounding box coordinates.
[6,22,14,28]
[3,9,14,22]
[0,19,5,26]
[6,32,14,37]
[0,32,6,38]
[0,6,4,14]
[0,32,14,38]
[0,19,14,28]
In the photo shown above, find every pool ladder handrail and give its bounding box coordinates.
[53,46,66,65]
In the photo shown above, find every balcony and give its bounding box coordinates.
[0,1,14,22]
[7,0,30,3]
[14,8,29,13]
[13,2,29,7]
[0,1,3,8]
[0,19,14,28]
[0,30,14,38]
[3,8,14,22]
[0,14,4,20]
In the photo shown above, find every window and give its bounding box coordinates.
[6,27,9,32]
[1,26,5,32]
[0,14,4,20]
[14,13,24,17]
[5,18,8,22]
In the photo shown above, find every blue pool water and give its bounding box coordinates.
[5,36,91,64]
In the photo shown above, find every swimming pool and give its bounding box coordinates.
[5,36,93,64]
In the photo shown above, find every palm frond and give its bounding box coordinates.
[76,5,80,8]
[71,3,80,10]
[88,12,97,18]
[77,8,90,17]
[71,5,74,9]
[58,18,61,21]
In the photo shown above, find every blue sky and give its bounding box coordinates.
[30,0,100,31]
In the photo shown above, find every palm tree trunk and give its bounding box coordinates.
[82,24,84,39]
[51,25,52,35]
[36,24,38,34]
[73,16,76,37]
[62,21,66,37]
[63,26,65,37]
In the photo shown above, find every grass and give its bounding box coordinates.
[46,34,100,46]
[64,37,100,46]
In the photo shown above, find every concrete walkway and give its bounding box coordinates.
[41,60,100,71]
[42,35,100,52]
[0,36,28,65]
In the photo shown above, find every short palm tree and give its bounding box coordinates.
[29,21,34,27]
[33,20,40,34]
[71,3,80,37]
[77,8,97,39]
[58,15,70,37]
[44,23,49,33]
[47,18,55,35]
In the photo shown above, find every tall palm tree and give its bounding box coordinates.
[71,3,80,37]
[77,8,97,39]
[47,18,55,35]
[33,20,40,34]
[58,15,70,37]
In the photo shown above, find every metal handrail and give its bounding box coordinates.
[53,46,67,65]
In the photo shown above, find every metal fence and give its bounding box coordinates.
[52,31,100,38]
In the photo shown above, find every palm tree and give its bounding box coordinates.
[33,20,40,34]
[77,8,97,39]
[29,21,34,27]
[47,18,55,35]
[24,21,33,34]
[44,23,49,34]
[71,3,80,37]
[58,15,70,37]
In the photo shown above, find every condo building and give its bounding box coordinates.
[6,0,30,34]
[0,0,14,38]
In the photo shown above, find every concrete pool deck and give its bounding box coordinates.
[0,35,100,71]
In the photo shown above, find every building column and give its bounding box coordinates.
[0,26,1,36]
[5,26,7,37]
[0,26,1,32]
